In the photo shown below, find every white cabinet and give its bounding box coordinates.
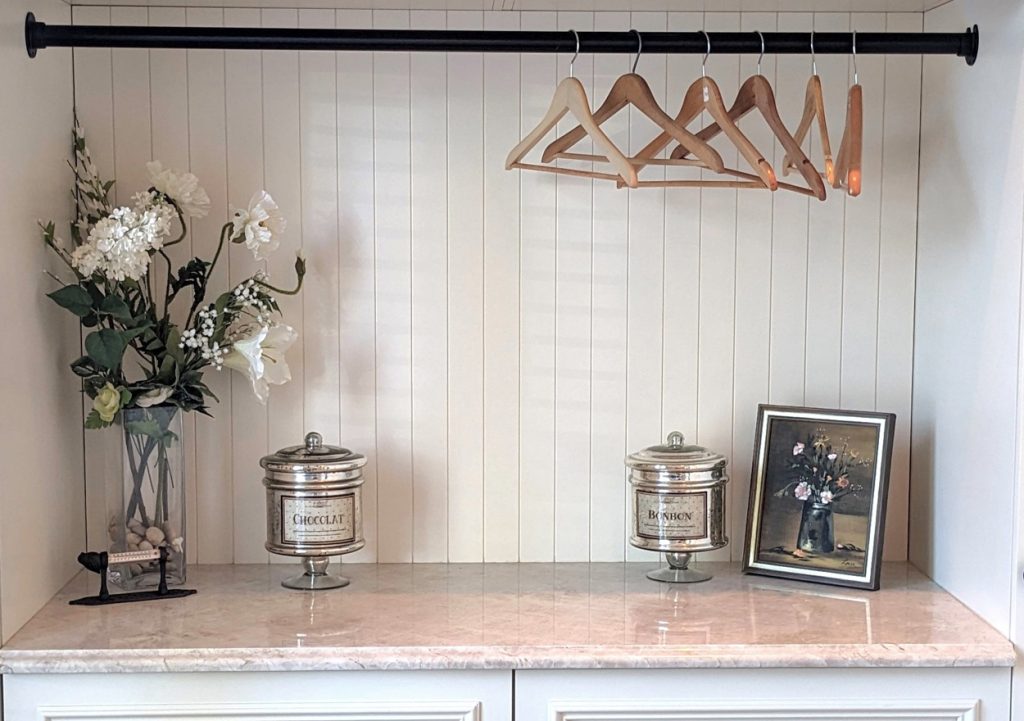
[5,668,1012,721]
[515,669,1011,721]
[2,670,511,721]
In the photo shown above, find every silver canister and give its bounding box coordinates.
[626,431,728,583]
[261,432,366,590]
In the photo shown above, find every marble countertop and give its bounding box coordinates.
[0,562,1012,673]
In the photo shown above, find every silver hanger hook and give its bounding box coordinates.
[756,30,764,75]
[701,29,710,77]
[631,28,642,73]
[568,29,579,77]
[810,29,817,75]
[852,29,858,84]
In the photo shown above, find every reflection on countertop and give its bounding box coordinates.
[0,562,1012,673]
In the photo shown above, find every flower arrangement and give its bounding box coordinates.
[42,122,305,426]
[775,430,872,506]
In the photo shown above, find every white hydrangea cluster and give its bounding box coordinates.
[232,276,273,324]
[71,196,172,282]
[179,307,227,368]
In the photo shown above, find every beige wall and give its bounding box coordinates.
[0,0,85,642]
[914,0,1024,636]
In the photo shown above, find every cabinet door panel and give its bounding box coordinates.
[515,669,1009,721]
[4,670,511,721]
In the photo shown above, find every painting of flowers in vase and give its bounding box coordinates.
[742,406,895,590]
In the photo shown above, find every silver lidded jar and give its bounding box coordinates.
[626,431,728,583]
[261,431,366,590]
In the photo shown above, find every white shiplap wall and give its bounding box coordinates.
[73,6,921,564]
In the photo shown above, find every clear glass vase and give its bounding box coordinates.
[107,405,186,589]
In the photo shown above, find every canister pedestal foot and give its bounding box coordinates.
[282,556,350,590]
[646,552,712,584]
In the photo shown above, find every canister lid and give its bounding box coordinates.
[625,431,727,472]
[260,431,367,473]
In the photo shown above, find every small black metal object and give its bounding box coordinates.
[24,13,979,66]
[69,547,196,606]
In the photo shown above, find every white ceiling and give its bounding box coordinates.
[63,0,954,12]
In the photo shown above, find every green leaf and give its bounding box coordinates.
[166,327,184,364]
[84,410,109,430]
[119,388,132,406]
[121,325,150,343]
[47,285,93,318]
[85,329,127,370]
[99,294,133,322]
[70,356,98,378]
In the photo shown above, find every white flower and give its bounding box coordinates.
[223,322,297,403]
[146,160,210,218]
[231,191,285,260]
[72,205,165,281]
[136,386,174,408]
[820,490,834,505]
[827,453,838,461]
[794,482,811,501]
[793,442,805,456]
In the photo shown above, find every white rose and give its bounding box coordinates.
[136,386,174,408]
[820,490,834,504]
[93,383,121,423]
[794,481,811,501]
[793,442,805,456]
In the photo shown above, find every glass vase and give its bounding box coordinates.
[796,500,835,554]
[106,405,186,589]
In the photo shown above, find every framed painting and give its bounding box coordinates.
[742,405,896,590]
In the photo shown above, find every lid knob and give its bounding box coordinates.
[304,431,323,452]
[667,430,685,447]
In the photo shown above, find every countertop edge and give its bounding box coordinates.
[0,643,1015,674]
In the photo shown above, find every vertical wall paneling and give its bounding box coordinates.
[588,10,630,562]
[372,8,414,563]
[694,11,740,563]
[840,13,886,412]
[73,5,117,556]
[299,8,342,536]
[410,9,449,562]
[224,8,269,565]
[261,8,304,564]
[803,11,850,408]
[730,11,777,556]
[876,12,921,560]
[78,9,923,565]
[482,10,521,562]
[623,11,669,562]
[553,10,594,562]
[661,10,703,467]
[187,7,233,563]
[335,8,377,563]
[517,11,557,562]
[768,13,811,407]
[446,10,485,562]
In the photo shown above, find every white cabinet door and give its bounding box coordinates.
[515,668,1010,721]
[3,670,511,721]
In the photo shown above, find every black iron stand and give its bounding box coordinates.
[69,547,197,606]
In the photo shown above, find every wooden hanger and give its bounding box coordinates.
[782,36,834,184]
[833,83,862,197]
[505,33,638,187]
[667,34,825,200]
[626,32,778,191]
[833,31,862,197]
[539,31,724,175]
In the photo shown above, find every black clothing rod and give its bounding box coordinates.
[25,13,979,66]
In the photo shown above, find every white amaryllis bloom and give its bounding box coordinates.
[794,481,811,501]
[231,191,285,260]
[223,323,297,403]
[136,386,174,408]
[146,160,210,218]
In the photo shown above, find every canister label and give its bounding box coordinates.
[636,490,708,540]
[281,494,356,546]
